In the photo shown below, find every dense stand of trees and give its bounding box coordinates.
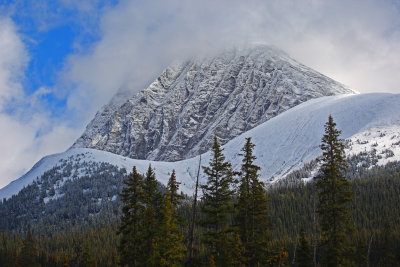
[1,116,400,266]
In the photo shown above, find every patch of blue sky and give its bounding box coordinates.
[1,0,119,116]
[25,25,75,93]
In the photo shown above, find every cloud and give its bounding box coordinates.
[62,0,400,119]
[0,16,81,188]
[2,0,400,188]
[0,17,27,108]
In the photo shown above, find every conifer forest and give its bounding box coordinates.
[1,117,400,266]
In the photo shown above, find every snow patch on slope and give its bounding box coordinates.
[346,126,400,165]
[1,93,400,200]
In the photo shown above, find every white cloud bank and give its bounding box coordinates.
[63,0,400,118]
[0,16,80,188]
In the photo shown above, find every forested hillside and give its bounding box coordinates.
[1,159,399,266]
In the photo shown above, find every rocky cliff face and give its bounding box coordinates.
[73,45,355,161]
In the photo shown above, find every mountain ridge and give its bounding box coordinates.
[2,93,400,200]
[72,45,355,161]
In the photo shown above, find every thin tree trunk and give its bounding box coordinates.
[367,234,373,267]
[313,190,317,267]
[188,155,201,266]
[292,235,298,266]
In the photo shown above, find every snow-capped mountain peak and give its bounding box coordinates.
[72,45,355,161]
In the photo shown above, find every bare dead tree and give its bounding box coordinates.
[292,234,298,266]
[313,189,317,267]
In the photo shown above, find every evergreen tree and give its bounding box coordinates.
[18,230,39,267]
[296,229,312,267]
[167,169,184,208]
[167,169,186,237]
[118,166,146,267]
[201,136,236,265]
[142,165,163,266]
[237,137,270,266]
[315,115,354,266]
[158,188,186,266]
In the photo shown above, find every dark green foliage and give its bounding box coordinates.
[118,166,146,266]
[315,115,354,266]
[142,165,163,266]
[216,231,245,267]
[200,136,236,263]
[237,137,270,266]
[269,163,400,266]
[167,169,184,208]
[0,158,127,234]
[79,241,94,267]
[0,164,400,265]
[296,229,312,267]
[157,188,186,266]
[267,247,289,266]
[18,230,39,267]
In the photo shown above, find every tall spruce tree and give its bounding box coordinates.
[142,165,163,266]
[118,166,146,267]
[237,137,270,266]
[167,169,184,208]
[158,188,186,266]
[166,169,185,230]
[201,136,237,265]
[315,115,354,266]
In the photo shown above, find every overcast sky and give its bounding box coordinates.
[0,0,399,188]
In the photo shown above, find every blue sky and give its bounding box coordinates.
[0,0,399,188]
[1,1,115,116]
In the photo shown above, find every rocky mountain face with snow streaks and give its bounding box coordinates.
[73,45,354,161]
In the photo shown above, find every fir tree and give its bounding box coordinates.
[142,165,163,266]
[237,137,270,266]
[201,136,236,264]
[18,230,39,267]
[118,166,146,267]
[296,229,312,267]
[167,169,184,208]
[315,115,354,266]
[158,188,186,266]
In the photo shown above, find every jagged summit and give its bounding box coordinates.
[73,45,355,161]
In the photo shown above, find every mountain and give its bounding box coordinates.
[2,45,400,233]
[2,93,400,202]
[72,45,354,161]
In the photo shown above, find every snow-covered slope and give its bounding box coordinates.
[2,93,399,200]
[73,45,354,161]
